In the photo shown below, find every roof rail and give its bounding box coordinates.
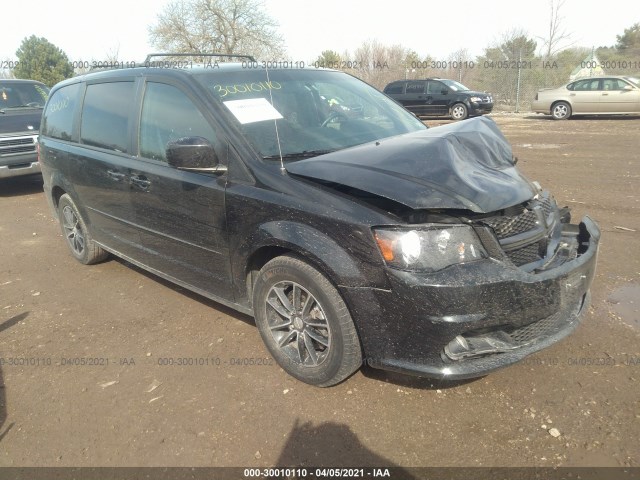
[144,53,257,63]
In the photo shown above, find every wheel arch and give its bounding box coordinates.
[550,99,573,118]
[240,221,386,309]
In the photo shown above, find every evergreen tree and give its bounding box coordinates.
[14,36,73,86]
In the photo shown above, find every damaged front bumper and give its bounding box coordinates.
[344,216,600,380]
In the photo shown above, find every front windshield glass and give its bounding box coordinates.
[195,69,426,159]
[625,76,639,87]
[0,82,49,109]
[440,79,470,92]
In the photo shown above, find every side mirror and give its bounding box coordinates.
[623,84,633,91]
[441,89,449,95]
[166,137,226,173]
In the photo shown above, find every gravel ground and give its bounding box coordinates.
[0,114,638,469]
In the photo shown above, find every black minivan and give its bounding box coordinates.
[383,78,493,120]
[39,59,599,386]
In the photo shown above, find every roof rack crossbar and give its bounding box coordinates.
[144,53,256,63]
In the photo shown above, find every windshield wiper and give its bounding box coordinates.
[263,149,336,161]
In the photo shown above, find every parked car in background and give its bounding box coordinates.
[383,78,493,120]
[39,59,598,387]
[0,79,49,179]
[532,76,640,120]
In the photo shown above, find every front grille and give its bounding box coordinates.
[506,242,542,266]
[0,137,33,147]
[483,209,539,239]
[1,145,35,155]
[0,136,36,156]
[480,193,558,268]
[539,196,553,217]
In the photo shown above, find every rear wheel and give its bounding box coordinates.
[58,194,109,265]
[253,255,362,387]
[451,103,468,120]
[551,101,571,120]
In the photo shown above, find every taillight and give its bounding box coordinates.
[36,142,40,163]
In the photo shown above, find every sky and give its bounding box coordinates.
[1,0,639,65]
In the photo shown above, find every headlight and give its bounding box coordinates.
[373,225,487,271]
[469,96,483,103]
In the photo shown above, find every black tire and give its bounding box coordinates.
[450,103,468,120]
[58,194,109,265]
[253,255,362,387]
[551,101,571,120]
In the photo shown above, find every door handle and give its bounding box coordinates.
[130,174,151,190]
[107,170,126,181]
[602,93,609,96]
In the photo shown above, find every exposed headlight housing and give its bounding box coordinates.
[373,225,487,272]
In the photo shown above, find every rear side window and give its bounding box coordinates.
[570,79,601,91]
[405,81,425,94]
[42,83,80,141]
[80,82,134,153]
[139,82,216,162]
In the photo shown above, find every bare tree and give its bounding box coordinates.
[148,0,285,60]
[350,40,412,88]
[539,0,573,59]
[446,48,474,83]
[105,44,121,63]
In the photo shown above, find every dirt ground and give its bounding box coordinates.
[0,114,639,469]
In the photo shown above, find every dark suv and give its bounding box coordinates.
[0,79,49,179]
[383,78,493,120]
[39,58,598,386]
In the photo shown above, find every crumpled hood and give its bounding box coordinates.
[0,109,42,135]
[286,116,535,213]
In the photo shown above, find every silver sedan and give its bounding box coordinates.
[532,76,640,120]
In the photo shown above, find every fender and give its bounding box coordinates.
[230,220,390,306]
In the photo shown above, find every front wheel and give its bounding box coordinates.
[253,255,362,387]
[58,194,109,265]
[450,103,468,120]
[551,101,571,120]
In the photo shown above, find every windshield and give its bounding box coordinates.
[0,82,49,109]
[625,77,639,87]
[195,69,426,159]
[440,79,470,92]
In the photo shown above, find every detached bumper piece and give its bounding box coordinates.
[443,291,588,361]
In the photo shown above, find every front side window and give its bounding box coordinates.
[139,82,216,162]
[439,80,469,92]
[42,83,79,141]
[426,80,447,95]
[602,78,628,91]
[80,82,134,153]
